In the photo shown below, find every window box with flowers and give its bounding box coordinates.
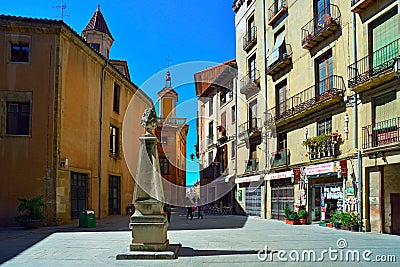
[302,131,341,160]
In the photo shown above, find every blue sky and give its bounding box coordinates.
[1,0,236,185]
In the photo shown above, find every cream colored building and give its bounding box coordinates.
[232,0,400,234]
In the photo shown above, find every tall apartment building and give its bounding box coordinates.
[232,0,400,234]
[155,71,188,206]
[194,60,238,210]
[0,6,152,226]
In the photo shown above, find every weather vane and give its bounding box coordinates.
[167,55,172,71]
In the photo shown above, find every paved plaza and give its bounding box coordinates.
[1,208,400,266]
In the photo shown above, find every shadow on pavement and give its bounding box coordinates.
[178,246,260,257]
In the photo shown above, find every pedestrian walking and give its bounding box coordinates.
[185,197,193,220]
[197,204,203,219]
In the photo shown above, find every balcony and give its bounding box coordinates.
[202,162,222,179]
[245,158,259,173]
[362,117,400,150]
[351,0,376,13]
[157,117,186,125]
[239,117,262,139]
[270,149,289,168]
[217,125,229,145]
[266,44,292,76]
[268,0,288,26]
[303,132,340,160]
[301,4,341,50]
[206,136,215,147]
[347,38,399,91]
[265,75,345,127]
[240,70,260,95]
[243,26,257,51]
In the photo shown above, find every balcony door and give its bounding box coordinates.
[249,99,258,129]
[316,51,333,96]
[248,54,257,82]
[247,16,255,41]
[371,9,398,70]
[109,175,121,215]
[373,91,398,146]
[276,80,288,116]
[315,0,330,25]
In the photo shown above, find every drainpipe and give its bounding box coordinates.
[352,12,362,231]
[98,60,108,220]
[262,0,268,220]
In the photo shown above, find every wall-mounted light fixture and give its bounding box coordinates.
[394,57,400,77]
[344,114,349,140]
[304,128,308,140]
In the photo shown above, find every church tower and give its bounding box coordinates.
[157,71,178,118]
[82,4,114,58]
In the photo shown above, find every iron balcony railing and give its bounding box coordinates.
[270,148,289,168]
[239,117,261,138]
[245,158,259,172]
[268,0,287,24]
[362,117,400,149]
[348,38,399,88]
[157,117,186,125]
[264,75,345,127]
[240,70,260,93]
[301,4,341,48]
[243,26,257,51]
[266,44,293,75]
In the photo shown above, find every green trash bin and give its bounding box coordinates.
[79,209,96,228]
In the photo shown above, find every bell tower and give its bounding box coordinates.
[158,71,178,118]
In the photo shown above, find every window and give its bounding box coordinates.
[316,51,333,95]
[159,157,169,175]
[110,125,120,157]
[315,0,331,25]
[277,132,287,150]
[89,43,100,52]
[248,54,257,81]
[71,172,87,219]
[161,136,167,144]
[317,117,332,135]
[220,112,226,135]
[231,105,236,124]
[247,15,255,41]
[374,91,397,124]
[208,121,214,145]
[370,9,398,69]
[276,80,288,115]
[6,102,30,135]
[113,83,120,113]
[10,42,29,62]
[208,151,214,165]
[220,87,227,105]
[249,99,258,128]
[209,97,213,115]
[231,139,236,158]
[109,175,121,215]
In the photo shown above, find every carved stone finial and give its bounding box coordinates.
[141,108,158,134]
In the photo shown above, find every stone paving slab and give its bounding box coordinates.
[1,212,400,266]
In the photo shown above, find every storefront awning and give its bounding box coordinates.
[265,170,293,180]
[235,174,262,184]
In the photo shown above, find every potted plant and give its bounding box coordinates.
[340,212,352,230]
[298,210,307,225]
[284,204,291,223]
[349,212,360,232]
[287,211,300,225]
[331,210,341,229]
[15,195,45,229]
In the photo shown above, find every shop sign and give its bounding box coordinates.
[265,171,293,180]
[346,181,355,195]
[340,160,348,177]
[235,175,261,184]
[293,168,301,180]
[304,162,336,176]
[323,186,343,200]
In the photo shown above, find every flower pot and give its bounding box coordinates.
[350,225,359,232]
[300,218,307,225]
[287,220,300,225]
[333,223,341,229]
[319,221,326,227]
[326,223,333,228]
[340,225,349,230]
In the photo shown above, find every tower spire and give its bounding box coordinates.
[165,56,172,88]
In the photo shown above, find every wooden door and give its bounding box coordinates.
[391,194,400,234]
